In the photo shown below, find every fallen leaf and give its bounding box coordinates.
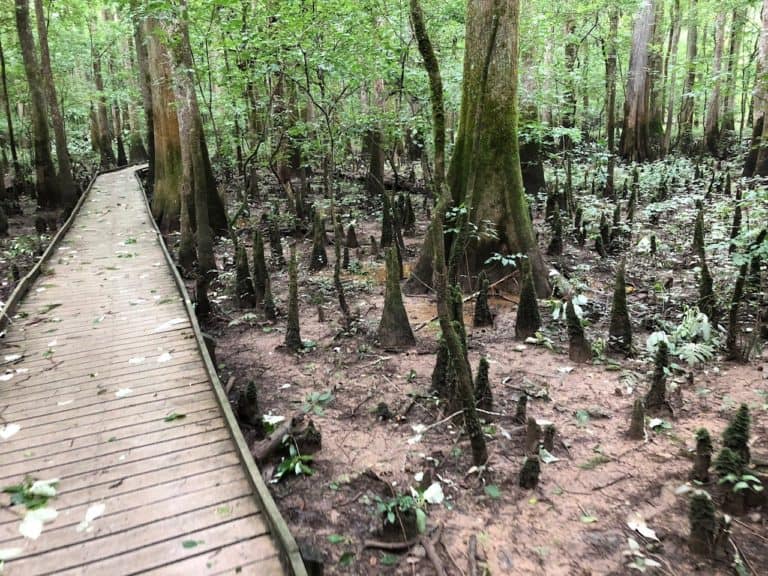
[115,388,132,398]
[0,424,20,440]
[19,507,58,540]
[626,512,659,541]
[164,412,186,422]
[128,357,145,365]
[0,548,22,561]
[157,352,172,363]
[0,373,14,382]
[76,503,106,533]
[181,539,203,549]
[422,482,444,505]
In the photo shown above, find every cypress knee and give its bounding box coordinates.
[567,299,591,363]
[473,271,494,327]
[474,356,492,411]
[377,247,415,350]
[645,341,669,410]
[252,228,269,305]
[519,455,541,489]
[515,263,541,339]
[691,428,712,483]
[346,223,359,248]
[688,491,716,556]
[235,244,256,308]
[284,244,303,352]
[608,260,632,354]
[722,404,750,465]
[309,210,328,271]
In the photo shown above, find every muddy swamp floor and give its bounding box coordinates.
[14,155,762,575]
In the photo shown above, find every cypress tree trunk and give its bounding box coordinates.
[169,0,216,293]
[14,0,60,210]
[752,0,768,176]
[678,0,698,151]
[648,0,665,152]
[662,0,682,154]
[443,0,549,293]
[562,17,578,145]
[131,0,154,183]
[619,0,656,162]
[722,9,744,132]
[604,8,619,197]
[0,34,21,191]
[33,0,74,206]
[704,12,726,155]
[90,22,116,170]
[145,16,182,231]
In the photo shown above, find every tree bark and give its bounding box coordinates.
[648,0,665,152]
[446,0,548,293]
[604,7,619,196]
[169,0,217,286]
[0,34,21,190]
[620,0,656,162]
[14,0,60,209]
[33,0,74,206]
[722,9,744,132]
[131,0,154,182]
[663,0,682,154]
[704,12,726,155]
[678,0,698,151]
[753,0,768,175]
[90,21,115,170]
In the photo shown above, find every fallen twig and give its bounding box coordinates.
[468,534,479,576]
[421,526,446,576]
[363,535,421,551]
[591,473,632,491]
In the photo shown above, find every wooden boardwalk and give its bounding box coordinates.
[0,167,302,575]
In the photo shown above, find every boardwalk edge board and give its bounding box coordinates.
[134,168,307,576]
[0,164,136,334]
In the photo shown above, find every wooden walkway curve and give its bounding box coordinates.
[0,167,303,575]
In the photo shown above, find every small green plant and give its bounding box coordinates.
[718,473,763,494]
[374,492,427,534]
[273,441,315,481]
[405,369,417,383]
[303,390,334,415]
[2,477,58,510]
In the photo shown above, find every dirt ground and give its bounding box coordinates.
[4,162,761,572]
[200,160,767,575]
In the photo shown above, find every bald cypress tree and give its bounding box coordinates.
[378,247,415,349]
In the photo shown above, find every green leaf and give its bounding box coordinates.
[580,514,598,524]
[164,412,186,422]
[415,508,427,534]
[380,553,399,566]
[327,534,345,544]
[339,551,355,567]
[182,540,203,548]
[484,485,501,499]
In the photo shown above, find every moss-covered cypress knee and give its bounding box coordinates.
[370,235,379,259]
[714,446,744,479]
[380,192,394,248]
[237,381,263,435]
[698,258,716,321]
[284,244,302,352]
[729,188,743,254]
[726,264,748,361]
[474,356,492,411]
[268,218,285,269]
[513,394,527,424]
[431,338,452,397]
[626,185,637,224]
[346,223,359,248]
[722,404,751,465]
[691,428,713,483]
[644,341,669,410]
[567,299,591,363]
[519,455,541,489]
[688,491,716,556]
[547,208,563,256]
[627,398,645,440]
[473,271,494,327]
[377,247,415,350]
[515,263,541,339]
[235,244,256,308]
[693,207,705,259]
[252,228,269,305]
[608,261,632,355]
[309,210,328,271]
